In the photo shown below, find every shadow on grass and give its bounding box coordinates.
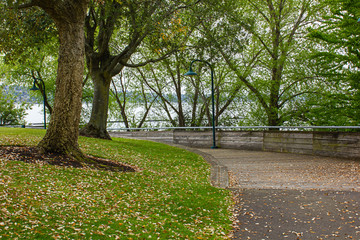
[0,146,136,172]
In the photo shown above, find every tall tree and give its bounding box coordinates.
[11,0,89,159]
[80,0,196,139]
[200,0,322,127]
[307,0,360,126]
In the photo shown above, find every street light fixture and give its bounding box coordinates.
[30,78,46,129]
[185,60,217,149]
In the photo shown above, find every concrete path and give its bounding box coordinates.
[196,148,360,191]
[110,132,360,239]
[193,148,360,240]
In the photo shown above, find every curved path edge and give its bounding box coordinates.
[109,133,230,188]
[156,142,230,189]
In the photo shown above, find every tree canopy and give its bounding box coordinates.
[307,0,360,126]
[1,0,360,150]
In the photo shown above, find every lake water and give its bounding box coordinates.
[25,104,44,125]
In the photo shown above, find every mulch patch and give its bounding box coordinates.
[0,146,136,172]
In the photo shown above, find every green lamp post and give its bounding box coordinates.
[30,78,46,129]
[185,60,217,149]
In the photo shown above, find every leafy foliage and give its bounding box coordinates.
[0,86,30,125]
[0,2,57,64]
[2,0,360,129]
[0,2,59,120]
[307,0,360,125]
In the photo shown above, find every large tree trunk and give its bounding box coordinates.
[36,0,88,158]
[80,72,112,139]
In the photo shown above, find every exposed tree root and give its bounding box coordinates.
[0,146,136,172]
[79,124,112,140]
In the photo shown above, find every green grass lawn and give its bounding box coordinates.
[0,128,232,239]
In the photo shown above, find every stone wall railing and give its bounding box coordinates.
[110,130,360,159]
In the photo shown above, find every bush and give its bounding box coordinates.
[0,85,29,125]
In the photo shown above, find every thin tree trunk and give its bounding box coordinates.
[110,85,130,129]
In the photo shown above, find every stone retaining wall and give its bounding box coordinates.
[110,131,174,143]
[110,130,360,159]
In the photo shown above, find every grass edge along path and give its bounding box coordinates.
[0,128,232,239]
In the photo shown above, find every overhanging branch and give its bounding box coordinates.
[279,91,319,108]
[119,50,178,68]
[17,1,36,9]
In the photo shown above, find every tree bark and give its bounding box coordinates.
[80,71,112,139]
[35,0,89,158]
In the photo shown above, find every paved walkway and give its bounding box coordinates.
[193,148,360,240]
[196,148,360,191]
[109,133,360,239]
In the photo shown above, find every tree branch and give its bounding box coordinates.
[16,1,36,9]
[200,21,271,116]
[119,50,178,68]
[279,91,319,108]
